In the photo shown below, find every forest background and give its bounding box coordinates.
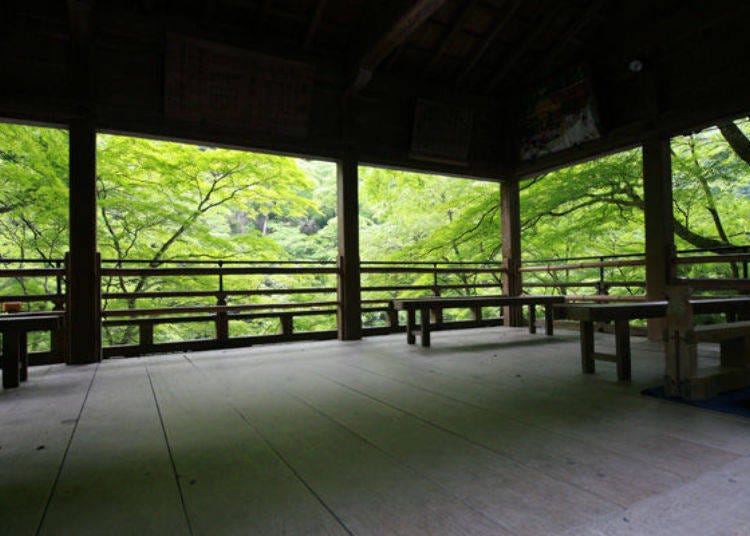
[0,118,748,347]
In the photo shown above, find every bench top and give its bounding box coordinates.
[556,297,750,322]
[0,314,62,332]
[392,295,565,310]
[694,320,750,342]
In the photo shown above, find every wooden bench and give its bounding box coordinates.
[693,321,750,363]
[391,295,565,347]
[556,296,750,382]
[664,288,750,400]
[1,313,63,389]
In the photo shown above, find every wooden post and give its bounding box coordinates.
[501,180,522,326]
[215,264,228,342]
[280,314,294,337]
[614,319,632,381]
[66,1,100,364]
[336,154,362,340]
[67,120,101,364]
[139,322,154,351]
[643,138,675,340]
[664,286,697,397]
[386,307,399,330]
[580,321,595,374]
[430,263,443,324]
[51,260,66,361]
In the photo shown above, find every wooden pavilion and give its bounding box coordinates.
[2,1,750,534]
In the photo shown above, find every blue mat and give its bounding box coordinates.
[642,385,750,418]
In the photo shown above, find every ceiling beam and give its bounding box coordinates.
[67,0,95,47]
[303,0,328,50]
[424,0,478,74]
[485,2,567,92]
[348,0,447,93]
[455,0,522,87]
[255,0,272,32]
[523,0,606,82]
[67,0,95,113]
[203,0,217,25]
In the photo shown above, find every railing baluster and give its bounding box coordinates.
[139,321,154,350]
[216,260,228,341]
[280,313,294,337]
[4,248,750,360]
[431,262,443,325]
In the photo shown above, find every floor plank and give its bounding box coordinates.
[36,360,191,536]
[0,364,96,536]
[261,366,618,535]
[3,327,749,535]
[146,354,351,536]
[339,343,745,479]
[185,354,512,535]
[306,357,683,508]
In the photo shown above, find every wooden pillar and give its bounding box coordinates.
[65,0,100,363]
[68,119,101,363]
[336,155,362,340]
[501,180,523,326]
[643,138,675,340]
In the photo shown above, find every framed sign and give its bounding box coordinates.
[165,35,315,138]
[519,65,602,160]
[410,99,474,164]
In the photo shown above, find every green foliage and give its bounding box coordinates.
[0,125,69,260]
[96,135,316,263]
[1,117,749,346]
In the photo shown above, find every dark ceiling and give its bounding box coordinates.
[1,0,749,178]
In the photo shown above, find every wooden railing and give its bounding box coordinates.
[0,258,66,363]
[0,245,747,361]
[99,260,339,357]
[360,261,506,335]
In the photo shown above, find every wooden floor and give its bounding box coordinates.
[2,327,750,535]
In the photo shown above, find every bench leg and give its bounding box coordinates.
[420,306,431,347]
[2,330,21,389]
[544,304,554,335]
[528,305,536,334]
[614,319,631,381]
[19,332,28,382]
[720,336,750,368]
[406,309,416,345]
[581,321,595,374]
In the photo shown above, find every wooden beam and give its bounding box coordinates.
[643,137,675,340]
[68,119,102,364]
[523,0,606,82]
[67,0,95,48]
[455,0,522,87]
[337,154,362,340]
[485,3,567,92]
[67,0,101,364]
[349,0,447,93]
[203,0,217,25]
[424,0,478,74]
[501,180,523,326]
[303,0,328,50]
[255,0,272,32]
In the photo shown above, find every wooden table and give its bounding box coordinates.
[555,297,750,381]
[1,314,63,389]
[392,295,565,347]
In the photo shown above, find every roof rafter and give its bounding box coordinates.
[303,0,328,50]
[255,0,272,32]
[67,0,94,46]
[348,0,447,93]
[485,2,567,92]
[455,0,523,87]
[523,0,607,82]
[424,0,478,74]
